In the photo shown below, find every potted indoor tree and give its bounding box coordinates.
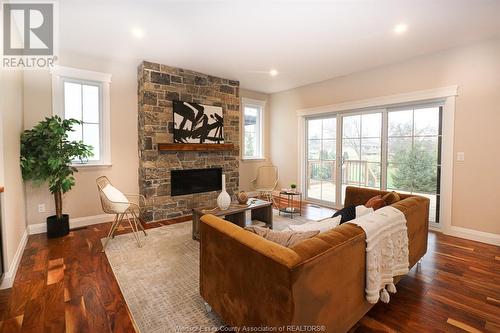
[20,116,93,238]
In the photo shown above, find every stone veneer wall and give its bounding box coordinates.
[137,61,240,222]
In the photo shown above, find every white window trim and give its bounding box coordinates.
[51,66,112,168]
[241,97,266,161]
[297,86,458,232]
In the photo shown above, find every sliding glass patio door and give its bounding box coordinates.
[304,103,442,225]
[341,112,383,202]
[305,117,337,205]
[387,105,442,223]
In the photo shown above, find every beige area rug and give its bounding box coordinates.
[103,210,316,333]
[271,209,317,230]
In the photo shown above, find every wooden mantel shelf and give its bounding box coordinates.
[158,143,234,152]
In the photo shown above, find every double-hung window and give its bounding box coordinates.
[242,98,265,160]
[52,66,112,166]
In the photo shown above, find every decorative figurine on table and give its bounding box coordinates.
[237,191,249,204]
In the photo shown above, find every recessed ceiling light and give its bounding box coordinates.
[269,69,278,77]
[393,23,408,35]
[131,27,144,39]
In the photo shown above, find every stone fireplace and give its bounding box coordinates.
[137,61,240,222]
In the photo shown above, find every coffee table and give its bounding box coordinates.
[192,199,273,240]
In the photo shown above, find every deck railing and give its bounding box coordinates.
[307,160,378,188]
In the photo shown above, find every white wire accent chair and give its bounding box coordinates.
[250,166,279,207]
[96,176,147,251]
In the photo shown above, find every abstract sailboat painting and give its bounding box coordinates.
[173,101,224,144]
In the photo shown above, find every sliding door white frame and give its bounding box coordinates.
[386,101,444,228]
[297,86,458,232]
[304,115,339,207]
[337,108,385,204]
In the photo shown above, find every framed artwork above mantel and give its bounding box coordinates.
[173,101,224,144]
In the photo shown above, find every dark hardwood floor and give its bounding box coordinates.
[0,202,499,333]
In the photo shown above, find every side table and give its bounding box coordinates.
[278,190,302,218]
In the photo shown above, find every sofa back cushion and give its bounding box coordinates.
[344,186,414,208]
[290,223,365,262]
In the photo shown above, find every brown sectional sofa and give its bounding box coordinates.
[199,186,430,332]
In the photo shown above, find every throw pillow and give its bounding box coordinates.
[365,195,386,210]
[287,215,341,233]
[244,226,319,248]
[101,184,130,213]
[382,191,401,205]
[332,205,356,224]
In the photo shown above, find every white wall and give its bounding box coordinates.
[239,89,271,192]
[0,69,27,287]
[23,51,139,225]
[269,37,500,236]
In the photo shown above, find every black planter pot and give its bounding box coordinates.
[46,214,70,238]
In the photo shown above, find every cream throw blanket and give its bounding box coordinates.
[348,206,409,304]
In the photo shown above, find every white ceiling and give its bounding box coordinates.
[59,0,500,93]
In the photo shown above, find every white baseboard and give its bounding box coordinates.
[1,229,28,290]
[28,213,114,235]
[429,225,442,232]
[443,226,500,246]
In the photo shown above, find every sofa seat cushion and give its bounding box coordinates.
[244,225,319,248]
[287,215,341,233]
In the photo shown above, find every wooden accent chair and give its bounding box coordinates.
[96,176,147,250]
